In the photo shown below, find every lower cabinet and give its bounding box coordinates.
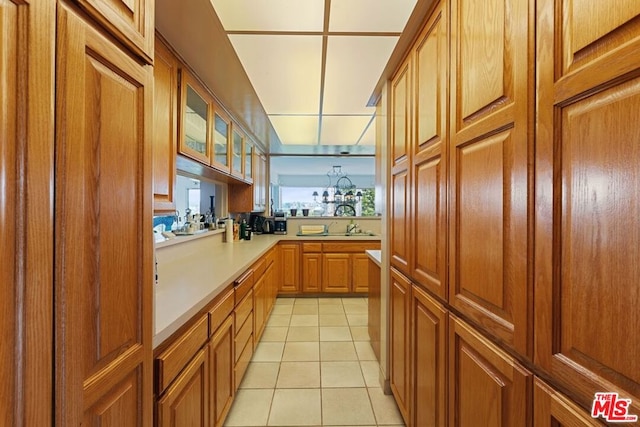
[533,378,603,426]
[352,253,371,293]
[209,316,234,427]
[279,243,301,293]
[411,285,447,427]
[322,253,351,293]
[157,347,209,427]
[389,267,411,424]
[449,315,532,426]
[253,274,267,344]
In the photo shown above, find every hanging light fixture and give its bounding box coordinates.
[312,165,362,216]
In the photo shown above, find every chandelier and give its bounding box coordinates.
[312,165,362,216]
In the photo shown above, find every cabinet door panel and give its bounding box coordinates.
[412,285,447,427]
[352,253,370,293]
[302,253,322,293]
[389,268,411,424]
[279,244,300,293]
[392,60,411,165]
[210,316,234,427]
[55,5,152,424]
[157,348,209,427]
[391,166,410,274]
[322,254,351,293]
[533,378,604,426]
[74,0,154,61]
[449,315,531,427]
[535,0,640,414]
[152,37,177,212]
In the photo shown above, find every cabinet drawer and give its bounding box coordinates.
[156,314,208,394]
[303,243,322,253]
[235,338,253,389]
[252,258,266,278]
[234,289,253,335]
[235,312,253,362]
[234,270,254,304]
[323,242,380,253]
[209,288,234,336]
[265,247,276,267]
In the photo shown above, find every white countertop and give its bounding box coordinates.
[154,232,381,348]
[366,249,381,266]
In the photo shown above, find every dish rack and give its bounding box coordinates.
[296,225,328,236]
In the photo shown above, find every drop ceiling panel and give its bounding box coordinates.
[269,115,319,145]
[229,34,322,114]
[210,0,324,31]
[329,0,418,32]
[323,36,398,115]
[320,115,373,145]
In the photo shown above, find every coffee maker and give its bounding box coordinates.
[274,211,287,235]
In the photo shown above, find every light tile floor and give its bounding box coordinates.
[224,297,405,427]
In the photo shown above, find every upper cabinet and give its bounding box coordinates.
[73,0,154,62]
[153,37,178,212]
[179,70,212,165]
[231,127,244,178]
[244,139,253,182]
[212,106,230,173]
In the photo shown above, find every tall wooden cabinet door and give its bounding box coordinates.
[302,253,322,293]
[448,0,532,355]
[534,0,640,415]
[449,315,532,427]
[253,275,267,342]
[390,166,411,274]
[352,253,370,293]
[210,316,234,427]
[322,253,351,293]
[158,347,209,427]
[411,285,447,427]
[389,268,411,424]
[279,243,300,293]
[153,36,177,212]
[391,58,411,166]
[411,0,448,300]
[74,0,154,61]
[533,378,604,427]
[0,1,54,424]
[55,5,153,425]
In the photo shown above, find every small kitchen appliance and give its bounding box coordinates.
[274,211,287,235]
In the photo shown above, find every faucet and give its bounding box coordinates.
[346,221,359,235]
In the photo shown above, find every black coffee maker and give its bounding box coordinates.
[274,211,287,235]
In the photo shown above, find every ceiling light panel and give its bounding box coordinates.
[269,115,319,145]
[358,117,376,146]
[229,35,322,115]
[329,0,418,32]
[210,0,324,31]
[320,115,373,145]
[323,36,398,115]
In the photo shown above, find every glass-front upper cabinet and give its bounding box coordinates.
[179,70,211,164]
[212,106,230,172]
[244,139,253,182]
[231,126,244,177]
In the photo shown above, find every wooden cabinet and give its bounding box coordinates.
[533,378,603,426]
[389,267,411,424]
[368,257,381,361]
[302,246,322,293]
[179,69,212,165]
[233,270,254,389]
[244,139,254,182]
[449,315,531,426]
[228,147,267,213]
[211,105,231,173]
[253,273,267,343]
[54,4,153,424]
[448,0,532,355]
[411,1,448,301]
[209,316,234,427]
[352,253,370,293]
[157,347,209,427]
[230,126,244,178]
[411,285,447,427]
[153,36,178,212]
[534,0,640,415]
[73,0,154,61]
[322,253,351,293]
[278,243,301,293]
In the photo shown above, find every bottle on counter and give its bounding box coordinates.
[240,219,247,240]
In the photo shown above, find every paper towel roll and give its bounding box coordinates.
[225,219,234,243]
